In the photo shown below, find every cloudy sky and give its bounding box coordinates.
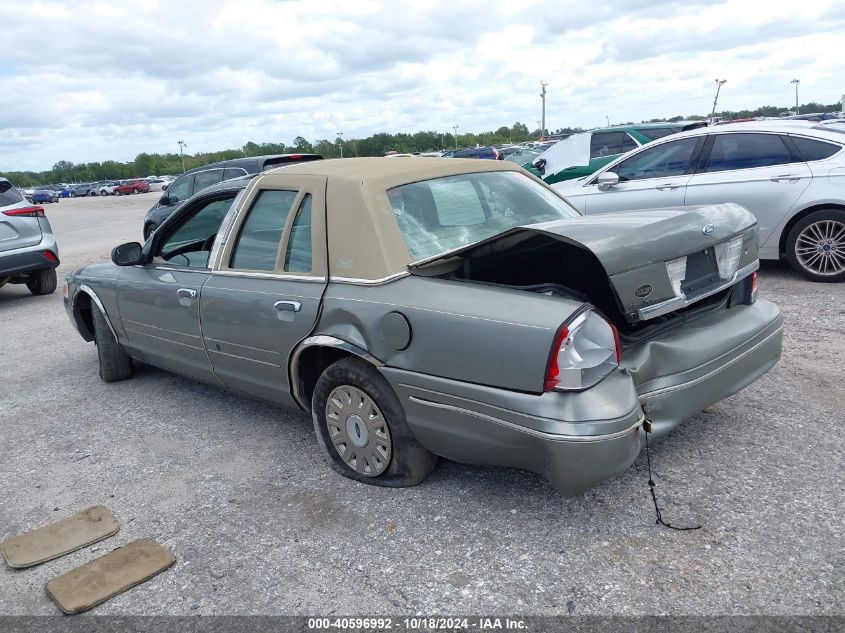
[2,0,843,171]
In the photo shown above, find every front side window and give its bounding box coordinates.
[159,195,237,268]
[614,137,701,182]
[703,133,793,173]
[165,175,193,204]
[388,171,578,261]
[230,190,298,271]
[193,169,223,193]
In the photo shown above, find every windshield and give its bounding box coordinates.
[387,171,578,261]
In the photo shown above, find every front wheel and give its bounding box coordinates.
[786,208,845,282]
[92,305,134,382]
[25,268,57,295]
[143,223,157,241]
[312,357,437,487]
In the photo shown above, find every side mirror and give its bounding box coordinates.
[162,183,169,191]
[596,172,620,190]
[532,157,546,175]
[111,242,143,266]
[159,195,172,206]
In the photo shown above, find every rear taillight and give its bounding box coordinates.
[42,250,58,262]
[544,309,621,392]
[750,271,758,303]
[3,206,45,217]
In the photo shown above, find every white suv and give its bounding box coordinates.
[554,120,845,282]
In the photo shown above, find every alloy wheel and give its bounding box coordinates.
[794,219,845,277]
[325,384,392,477]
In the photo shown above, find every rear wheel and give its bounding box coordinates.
[786,208,845,282]
[92,305,134,382]
[70,192,76,198]
[312,357,437,487]
[25,268,57,295]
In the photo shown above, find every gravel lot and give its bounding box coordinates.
[1,193,842,616]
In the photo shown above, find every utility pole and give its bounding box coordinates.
[337,131,343,158]
[540,82,547,140]
[606,116,610,127]
[177,140,187,173]
[791,79,800,115]
[710,79,727,123]
[453,125,459,150]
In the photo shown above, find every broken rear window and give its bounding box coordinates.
[388,171,577,261]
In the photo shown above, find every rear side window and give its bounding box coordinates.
[791,136,841,161]
[0,181,24,206]
[636,127,676,141]
[193,169,223,193]
[703,134,793,172]
[284,194,313,273]
[223,167,247,180]
[230,190,298,271]
[590,132,638,159]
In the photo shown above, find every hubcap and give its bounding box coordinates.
[325,385,392,477]
[795,219,845,276]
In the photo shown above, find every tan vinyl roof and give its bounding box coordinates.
[261,158,529,282]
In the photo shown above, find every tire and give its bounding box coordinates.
[25,268,57,295]
[785,208,845,283]
[312,357,437,487]
[143,223,157,241]
[70,192,76,198]
[92,305,134,382]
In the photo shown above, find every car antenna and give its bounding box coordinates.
[643,421,702,531]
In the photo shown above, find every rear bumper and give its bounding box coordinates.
[623,299,783,437]
[381,368,645,497]
[0,239,60,277]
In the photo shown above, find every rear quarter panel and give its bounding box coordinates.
[316,276,583,393]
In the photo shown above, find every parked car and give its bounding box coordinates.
[65,158,781,495]
[145,178,173,192]
[31,189,59,204]
[553,120,845,282]
[142,153,323,240]
[114,180,150,195]
[528,122,708,184]
[0,178,60,295]
[447,146,501,160]
[94,181,120,196]
[68,183,92,197]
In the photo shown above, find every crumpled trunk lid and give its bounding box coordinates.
[411,202,759,324]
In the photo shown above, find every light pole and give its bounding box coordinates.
[710,79,727,123]
[337,131,343,158]
[177,140,187,173]
[606,116,610,127]
[540,81,547,141]
[453,125,459,150]
[791,79,800,115]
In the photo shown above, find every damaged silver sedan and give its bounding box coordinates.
[64,159,783,495]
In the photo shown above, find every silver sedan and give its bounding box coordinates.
[554,120,845,282]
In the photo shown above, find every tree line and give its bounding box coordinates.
[2,100,841,187]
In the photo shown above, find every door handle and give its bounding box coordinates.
[769,174,801,182]
[655,183,681,191]
[274,300,301,312]
[177,288,197,306]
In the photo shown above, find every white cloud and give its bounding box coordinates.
[1,0,842,170]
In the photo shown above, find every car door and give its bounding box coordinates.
[116,192,238,382]
[683,132,812,248]
[200,175,327,407]
[567,135,704,215]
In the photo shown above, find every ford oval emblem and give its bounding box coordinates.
[635,284,653,298]
[702,224,715,235]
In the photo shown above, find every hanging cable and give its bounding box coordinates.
[644,425,702,531]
